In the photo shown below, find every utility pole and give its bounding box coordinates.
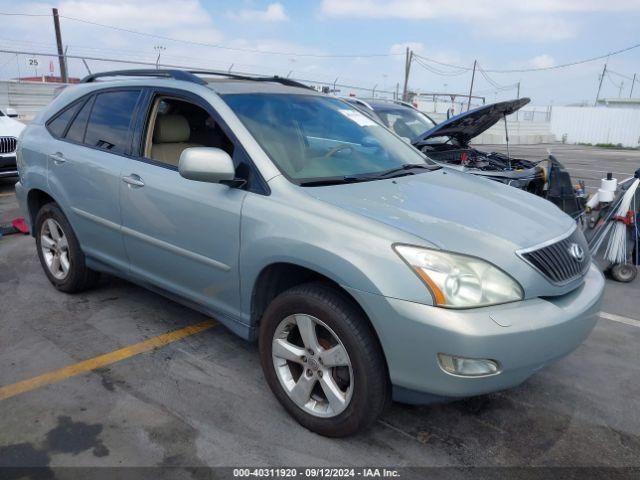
[466,59,477,111]
[402,47,413,101]
[630,73,636,98]
[154,45,166,69]
[594,63,607,106]
[515,81,521,121]
[52,8,68,83]
[619,81,624,98]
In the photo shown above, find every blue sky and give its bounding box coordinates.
[1,0,639,105]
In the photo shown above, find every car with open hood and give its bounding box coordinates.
[347,97,547,196]
[15,70,604,437]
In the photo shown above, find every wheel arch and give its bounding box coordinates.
[249,262,388,369]
[26,188,58,237]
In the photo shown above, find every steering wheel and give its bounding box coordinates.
[323,144,354,159]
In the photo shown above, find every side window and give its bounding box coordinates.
[144,96,234,167]
[65,96,94,143]
[47,101,82,138]
[84,90,141,154]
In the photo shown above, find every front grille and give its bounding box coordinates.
[518,228,590,285]
[0,136,17,154]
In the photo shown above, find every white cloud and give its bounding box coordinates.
[474,16,577,42]
[229,3,289,22]
[529,54,555,69]
[320,0,640,41]
[59,0,219,34]
[320,0,640,20]
[389,42,425,56]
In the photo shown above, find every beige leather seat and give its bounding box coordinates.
[150,114,201,166]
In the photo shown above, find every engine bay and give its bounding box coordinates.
[420,144,538,172]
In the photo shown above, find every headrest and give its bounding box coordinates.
[153,114,190,143]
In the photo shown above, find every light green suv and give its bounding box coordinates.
[15,69,604,436]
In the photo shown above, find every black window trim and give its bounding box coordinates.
[129,86,270,195]
[45,87,145,158]
[45,97,87,139]
[64,95,95,145]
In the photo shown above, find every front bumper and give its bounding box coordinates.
[346,263,604,403]
[0,154,17,178]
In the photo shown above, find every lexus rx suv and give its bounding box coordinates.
[15,70,604,437]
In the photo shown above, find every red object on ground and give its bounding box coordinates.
[613,211,635,226]
[11,217,29,234]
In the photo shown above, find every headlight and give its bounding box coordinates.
[393,245,523,308]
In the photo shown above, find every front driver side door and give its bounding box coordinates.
[119,90,247,323]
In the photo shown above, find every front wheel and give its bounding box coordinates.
[259,283,389,437]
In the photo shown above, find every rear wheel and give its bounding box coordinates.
[259,282,389,437]
[35,203,98,293]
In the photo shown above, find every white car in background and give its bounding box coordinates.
[0,107,25,178]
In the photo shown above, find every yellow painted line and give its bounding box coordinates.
[0,320,217,401]
[0,192,16,197]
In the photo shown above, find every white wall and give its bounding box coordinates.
[0,81,62,121]
[550,106,640,147]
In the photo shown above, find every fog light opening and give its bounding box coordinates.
[437,353,501,377]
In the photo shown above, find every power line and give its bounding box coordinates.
[476,63,518,91]
[411,42,640,74]
[0,11,49,17]
[59,15,403,59]
[2,11,639,76]
[412,53,471,72]
[608,69,640,84]
[605,71,623,90]
[0,11,403,58]
[484,43,640,73]
[412,56,469,77]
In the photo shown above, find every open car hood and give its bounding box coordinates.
[413,97,530,146]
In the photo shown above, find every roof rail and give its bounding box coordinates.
[80,69,208,85]
[342,97,375,111]
[80,68,313,91]
[188,71,313,90]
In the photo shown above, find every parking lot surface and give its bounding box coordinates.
[0,144,639,474]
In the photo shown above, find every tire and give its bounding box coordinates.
[610,263,637,283]
[259,282,389,437]
[34,202,98,293]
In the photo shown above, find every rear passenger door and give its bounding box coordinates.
[46,89,142,271]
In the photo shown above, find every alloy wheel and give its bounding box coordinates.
[272,314,354,418]
[40,218,71,280]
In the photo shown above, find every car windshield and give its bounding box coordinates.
[221,93,436,184]
[376,107,435,140]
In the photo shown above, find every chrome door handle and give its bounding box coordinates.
[122,174,145,187]
[49,152,66,164]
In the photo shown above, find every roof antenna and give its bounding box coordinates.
[503,113,511,170]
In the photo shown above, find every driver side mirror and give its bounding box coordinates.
[178,147,237,185]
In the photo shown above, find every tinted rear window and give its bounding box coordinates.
[65,96,94,143]
[47,101,82,138]
[84,90,141,154]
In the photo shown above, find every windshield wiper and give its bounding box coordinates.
[298,164,440,186]
[371,163,441,179]
[298,176,369,187]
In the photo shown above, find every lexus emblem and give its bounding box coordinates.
[568,243,585,262]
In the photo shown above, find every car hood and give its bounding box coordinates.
[307,168,574,261]
[414,98,530,146]
[0,116,26,137]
